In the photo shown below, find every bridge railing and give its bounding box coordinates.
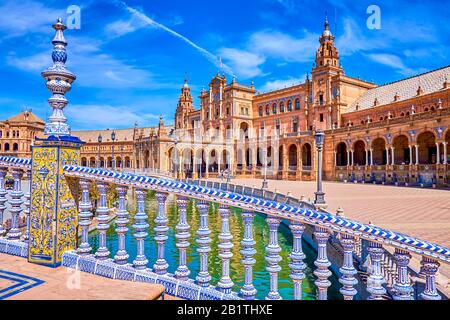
[0,155,448,300]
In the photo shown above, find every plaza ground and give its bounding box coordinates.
[212,177,450,289]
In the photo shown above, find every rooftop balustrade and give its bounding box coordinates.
[0,155,448,300]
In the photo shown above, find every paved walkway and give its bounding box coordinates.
[213,178,450,288]
[0,254,165,300]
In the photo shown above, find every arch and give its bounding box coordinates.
[302,143,312,168]
[372,138,386,165]
[295,98,300,110]
[417,131,436,164]
[393,135,410,164]
[195,149,206,176]
[287,100,292,112]
[125,156,131,168]
[144,150,150,168]
[107,157,113,168]
[100,157,105,168]
[4,143,9,152]
[116,156,122,169]
[239,122,249,139]
[258,106,263,116]
[353,140,366,166]
[265,105,270,115]
[288,144,297,169]
[336,142,347,166]
[81,157,87,167]
[13,143,18,152]
[272,103,277,114]
[279,101,285,113]
[209,149,218,172]
[89,157,96,167]
[222,149,231,170]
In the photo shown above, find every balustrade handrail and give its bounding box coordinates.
[62,165,450,265]
[0,156,31,170]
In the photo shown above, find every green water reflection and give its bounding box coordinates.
[88,193,341,300]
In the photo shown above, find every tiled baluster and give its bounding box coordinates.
[7,169,24,240]
[175,196,191,280]
[23,169,31,242]
[366,241,386,300]
[265,216,282,300]
[154,192,169,275]
[240,210,257,299]
[0,167,7,237]
[196,199,212,287]
[392,249,413,300]
[114,185,130,265]
[95,182,110,260]
[77,179,93,255]
[289,221,306,300]
[339,234,358,300]
[313,226,331,300]
[217,204,234,293]
[133,188,149,269]
[420,257,441,300]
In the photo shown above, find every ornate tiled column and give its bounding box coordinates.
[175,196,191,280]
[420,257,441,300]
[154,192,169,275]
[0,167,7,237]
[366,241,386,300]
[217,203,234,293]
[265,216,282,300]
[240,210,257,299]
[77,179,92,255]
[114,185,130,265]
[289,221,306,300]
[339,234,358,300]
[95,182,110,260]
[313,226,331,300]
[392,249,413,300]
[196,199,212,286]
[133,188,149,269]
[22,169,31,242]
[7,169,24,240]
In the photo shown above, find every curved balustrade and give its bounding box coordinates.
[0,156,449,300]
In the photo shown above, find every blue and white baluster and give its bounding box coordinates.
[217,203,234,293]
[366,241,386,300]
[95,181,110,260]
[175,196,191,280]
[289,221,306,300]
[313,226,331,300]
[265,216,282,300]
[22,169,31,242]
[77,179,93,255]
[339,234,358,300]
[420,257,441,300]
[240,210,257,299]
[154,192,169,275]
[133,188,149,269]
[7,169,24,240]
[114,185,130,265]
[392,249,413,300]
[196,199,212,287]
[0,167,7,237]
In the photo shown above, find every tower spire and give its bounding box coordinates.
[42,18,76,137]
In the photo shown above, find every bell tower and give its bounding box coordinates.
[175,78,194,129]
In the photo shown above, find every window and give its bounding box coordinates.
[319,113,324,122]
[258,106,263,116]
[272,103,277,114]
[293,120,298,132]
[4,143,9,151]
[287,100,292,112]
[319,94,324,105]
[279,102,285,113]
[295,99,300,110]
[265,105,270,115]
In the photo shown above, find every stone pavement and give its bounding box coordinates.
[212,177,450,288]
[0,254,165,300]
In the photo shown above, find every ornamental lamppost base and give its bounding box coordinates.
[262,179,268,189]
[314,191,327,209]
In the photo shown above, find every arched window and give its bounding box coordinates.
[279,102,285,113]
[287,100,292,112]
[265,105,270,115]
[295,99,300,110]
[272,103,277,114]
[258,106,263,116]
[4,143,9,152]
[13,143,18,151]
[16,131,19,138]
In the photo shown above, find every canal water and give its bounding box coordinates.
[88,192,341,300]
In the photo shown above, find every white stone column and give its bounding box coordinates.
[435,142,440,164]
[420,257,441,300]
[95,181,110,260]
[385,148,390,166]
[114,185,130,265]
[415,144,419,165]
[409,145,413,165]
[313,226,331,300]
[240,210,257,299]
[351,150,354,166]
[132,188,149,269]
[333,151,337,166]
[7,169,24,240]
[77,179,93,256]
[154,192,169,274]
[196,200,212,287]
[175,196,191,280]
[365,149,369,166]
[265,216,282,300]
[370,149,373,166]
[392,249,413,300]
[443,142,448,164]
[217,204,234,293]
[366,241,386,300]
[391,147,395,165]
[339,234,358,300]
[289,221,306,300]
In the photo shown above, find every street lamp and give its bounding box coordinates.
[314,129,326,207]
[111,130,116,170]
[262,146,268,189]
[97,134,102,168]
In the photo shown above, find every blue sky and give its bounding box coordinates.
[0,0,449,130]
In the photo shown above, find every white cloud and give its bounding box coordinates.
[219,48,266,79]
[104,16,149,38]
[66,104,163,129]
[260,76,305,92]
[367,53,420,77]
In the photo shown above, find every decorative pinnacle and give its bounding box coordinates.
[42,18,76,137]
